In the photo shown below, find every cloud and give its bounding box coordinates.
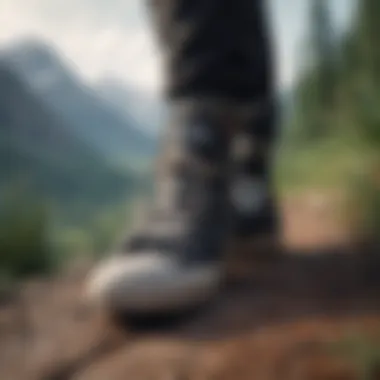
[0,0,162,93]
[0,0,355,94]
[59,25,163,93]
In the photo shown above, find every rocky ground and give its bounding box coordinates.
[1,192,380,380]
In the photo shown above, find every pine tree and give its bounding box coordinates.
[311,0,336,109]
[340,0,380,241]
[341,0,380,145]
[292,0,337,143]
[356,0,380,84]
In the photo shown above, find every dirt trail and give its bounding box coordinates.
[1,193,380,380]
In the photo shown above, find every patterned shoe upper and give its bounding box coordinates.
[230,99,279,238]
[123,100,238,264]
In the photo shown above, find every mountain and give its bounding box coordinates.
[0,40,156,167]
[0,61,135,222]
[96,77,167,137]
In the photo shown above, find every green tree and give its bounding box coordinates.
[0,181,51,277]
[342,0,380,146]
[292,0,337,143]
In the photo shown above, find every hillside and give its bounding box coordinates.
[96,77,167,138]
[0,40,155,166]
[0,61,134,215]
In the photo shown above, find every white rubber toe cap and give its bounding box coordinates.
[85,253,221,313]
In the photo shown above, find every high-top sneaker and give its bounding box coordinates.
[86,100,241,314]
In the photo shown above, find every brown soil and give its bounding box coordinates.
[1,192,380,380]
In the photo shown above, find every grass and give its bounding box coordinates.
[275,138,370,195]
[275,136,380,242]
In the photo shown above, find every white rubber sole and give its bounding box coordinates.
[85,253,221,314]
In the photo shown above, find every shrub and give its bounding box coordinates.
[0,182,51,277]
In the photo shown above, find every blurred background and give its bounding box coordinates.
[1,0,380,378]
[0,0,368,279]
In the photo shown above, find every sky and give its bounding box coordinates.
[0,0,356,96]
